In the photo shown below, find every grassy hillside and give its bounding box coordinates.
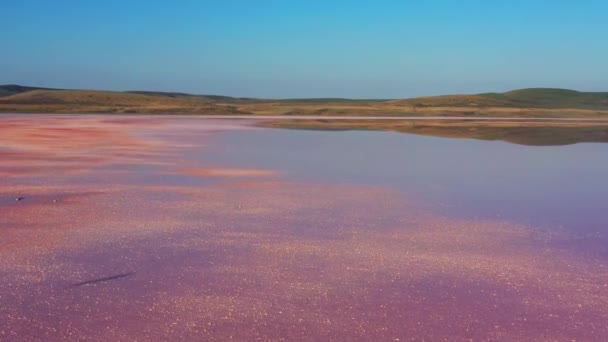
[390,88,608,109]
[127,91,257,104]
[0,87,250,114]
[1,85,607,116]
[479,88,608,109]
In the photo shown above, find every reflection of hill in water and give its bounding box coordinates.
[398,125,608,146]
[260,120,608,146]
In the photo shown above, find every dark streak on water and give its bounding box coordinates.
[70,272,136,287]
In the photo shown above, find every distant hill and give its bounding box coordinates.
[126,91,257,104]
[1,85,607,116]
[479,88,608,109]
[0,86,251,114]
[390,88,608,109]
[0,84,58,97]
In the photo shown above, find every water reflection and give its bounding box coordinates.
[259,119,608,145]
[207,128,608,235]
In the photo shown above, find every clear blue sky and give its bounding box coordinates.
[2,0,607,98]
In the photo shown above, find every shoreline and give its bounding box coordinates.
[2,113,608,122]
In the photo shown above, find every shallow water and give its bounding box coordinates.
[206,128,608,237]
[1,115,607,341]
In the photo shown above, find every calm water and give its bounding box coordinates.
[206,128,608,236]
[2,116,607,341]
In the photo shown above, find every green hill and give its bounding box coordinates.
[389,88,608,109]
[479,88,608,109]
